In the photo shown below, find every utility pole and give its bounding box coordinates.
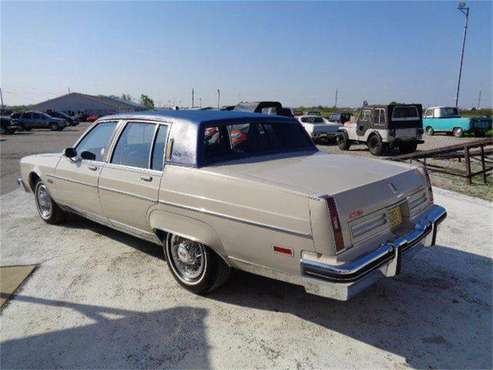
[334,88,338,108]
[68,87,71,94]
[192,88,195,108]
[455,2,470,108]
[217,89,221,109]
[0,87,4,111]
[199,97,202,108]
[477,90,482,109]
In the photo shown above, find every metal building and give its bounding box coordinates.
[31,92,146,116]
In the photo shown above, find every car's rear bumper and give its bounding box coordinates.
[300,204,447,300]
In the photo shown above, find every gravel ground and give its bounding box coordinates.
[0,187,491,369]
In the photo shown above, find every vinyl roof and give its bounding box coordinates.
[103,109,295,125]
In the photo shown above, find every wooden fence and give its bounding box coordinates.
[391,138,493,185]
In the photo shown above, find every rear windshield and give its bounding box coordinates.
[203,121,316,165]
[392,106,419,121]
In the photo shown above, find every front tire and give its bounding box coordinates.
[34,181,66,224]
[425,126,434,136]
[164,234,230,294]
[337,131,351,150]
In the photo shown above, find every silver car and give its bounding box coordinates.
[18,110,446,300]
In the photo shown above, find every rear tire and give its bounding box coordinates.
[453,127,464,137]
[425,126,434,136]
[367,134,384,156]
[34,181,66,224]
[22,125,31,131]
[337,131,351,150]
[399,141,418,154]
[164,234,230,294]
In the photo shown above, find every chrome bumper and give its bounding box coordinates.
[17,177,30,192]
[301,204,447,300]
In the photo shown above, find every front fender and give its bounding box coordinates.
[148,209,230,265]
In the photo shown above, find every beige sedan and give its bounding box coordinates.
[18,110,447,300]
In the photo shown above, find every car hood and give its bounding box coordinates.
[203,151,417,196]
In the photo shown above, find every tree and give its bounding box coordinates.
[140,94,154,109]
[121,93,132,101]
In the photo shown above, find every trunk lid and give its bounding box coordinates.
[204,152,428,256]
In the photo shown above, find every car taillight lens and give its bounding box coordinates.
[416,166,433,202]
[326,197,345,252]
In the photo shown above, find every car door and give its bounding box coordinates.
[31,113,43,128]
[53,121,119,221]
[22,112,33,128]
[98,121,169,237]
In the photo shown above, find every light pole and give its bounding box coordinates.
[455,1,469,108]
[217,89,221,109]
[192,88,195,108]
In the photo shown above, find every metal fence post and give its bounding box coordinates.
[464,145,472,185]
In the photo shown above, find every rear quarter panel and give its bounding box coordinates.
[151,165,315,276]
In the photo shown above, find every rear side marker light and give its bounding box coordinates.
[273,246,294,257]
[326,197,345,252]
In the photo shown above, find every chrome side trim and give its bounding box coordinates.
[47,174,97,188]
[301,205,447,283]
[161,188,307,223]
[98,185,156,202]
[158,199,311,238]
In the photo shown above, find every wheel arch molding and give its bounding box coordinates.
[149,210,231,266]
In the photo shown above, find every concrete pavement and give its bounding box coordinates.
[0,187,491,369]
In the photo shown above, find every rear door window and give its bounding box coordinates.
[111,122,156,169]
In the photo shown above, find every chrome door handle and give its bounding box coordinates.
[87,165,98,171]
[140,175,153,182]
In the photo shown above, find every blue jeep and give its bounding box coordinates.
[423,106,492,137]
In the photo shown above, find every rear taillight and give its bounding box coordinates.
[416,166,433,202]
[326,197,345,253]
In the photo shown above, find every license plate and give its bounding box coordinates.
[388,205,403,228]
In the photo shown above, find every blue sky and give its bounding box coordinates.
[1,1,491,108]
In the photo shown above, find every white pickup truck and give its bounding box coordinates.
[297,115,342,143]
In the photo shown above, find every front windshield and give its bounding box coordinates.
[203,121,316,165]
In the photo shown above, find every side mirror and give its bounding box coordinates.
[64,147,77,158]
[80,151,96,161]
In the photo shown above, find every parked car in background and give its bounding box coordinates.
[11,111,67,131]
[0,115,19,134]
[233,101,294,117]
[86,114,100,122]
[325,112,352,124]
[337,103,424,156]
[18,109,446,301]
[46,110,79,126]
[423,106,492,137]
[298,115,341,143]
[306,111,321,116]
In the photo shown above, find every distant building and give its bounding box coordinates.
[31,92,146,115]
